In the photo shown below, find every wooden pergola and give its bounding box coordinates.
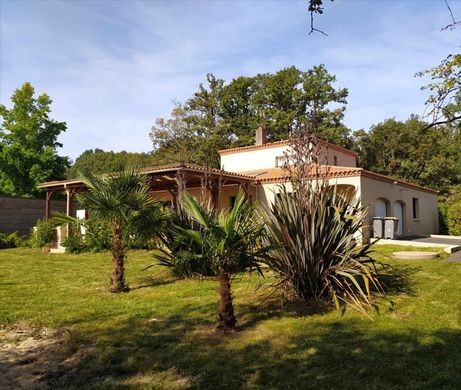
[37,163,256,221]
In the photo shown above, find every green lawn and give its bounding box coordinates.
[1,246,461,389]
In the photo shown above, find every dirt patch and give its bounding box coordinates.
[0,323,91,389]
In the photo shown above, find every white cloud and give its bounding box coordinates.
[1,0,460,161]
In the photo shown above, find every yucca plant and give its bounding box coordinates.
[156,190,268,330]
[263,184,383,314]
[55,168,166,292]
[262,125,383,315]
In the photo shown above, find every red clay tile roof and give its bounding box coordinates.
[38,163,438,195]
[38,163,254,189]
[218,139,358,157]
[242,165,438,194]
[242,165,362,183]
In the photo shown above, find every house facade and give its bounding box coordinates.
[219,128,439,238]
[39,128,439,240]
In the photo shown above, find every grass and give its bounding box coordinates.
[1,246,461,389]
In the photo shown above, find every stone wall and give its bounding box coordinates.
[0,196,67,236]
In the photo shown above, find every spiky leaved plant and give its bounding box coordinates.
[262,125,383,314]
[155,199,215,278]
[156,189,268,330]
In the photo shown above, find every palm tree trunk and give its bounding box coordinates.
[217,268,236,330]
[110,223,126,293]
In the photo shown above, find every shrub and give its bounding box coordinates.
[262,184,383,314]
[447,199,461,235]
[438,201,449,235]
[260,125,383,315]
[62,233,86,254]
[0,232,23,249]
[84,219,112,252]
[128,234,158,250]
[156,201,214,278]
[32,219,54,248]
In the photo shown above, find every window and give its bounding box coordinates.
[333,156,338,166]
[275,156,287,167]
[276,155,296,167]
[230,196,237,208]
[412,198,419,219]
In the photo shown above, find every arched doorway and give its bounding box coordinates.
[374,198,389,218]
[393,201,405,236]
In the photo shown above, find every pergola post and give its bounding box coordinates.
[239,182,252,204]
[65,188,75,238]
[173,165,187,211]
[45,191,53,221]
[209,178,220,210]
[66,188,74,217]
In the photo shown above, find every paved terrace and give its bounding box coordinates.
[373,235,461,262]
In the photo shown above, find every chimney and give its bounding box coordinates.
[255,126,267,145]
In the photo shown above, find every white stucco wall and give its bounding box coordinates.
[220,144,356,172]
[360,176,439,238]
[254,174,438,241]
[255,176,362,210]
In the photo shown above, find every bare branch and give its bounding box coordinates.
[441,0,460,31]
[422,114,461,131]
[308,0,330,36]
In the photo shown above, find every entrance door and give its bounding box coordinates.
[393,202,404,236]
[374,199,387,218]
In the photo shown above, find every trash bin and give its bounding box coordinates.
[384,217,399,239]
[372,217,384,238]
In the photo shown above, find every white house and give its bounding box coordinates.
[39,127,439,240]
[219,127,438,238]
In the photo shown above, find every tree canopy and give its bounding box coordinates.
[149,65,351,167]
[0,82,70,197]
[353,115,461,192]
[66,149,159,178]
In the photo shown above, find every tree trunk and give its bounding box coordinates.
[110,223,126,293]
[217,268,236,330]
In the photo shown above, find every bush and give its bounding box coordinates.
[32,219,54,248]
[128,234,158,250]
[447,199,461,236]
[156,202,215,278]
[438,201,449,235]
[62,233,86,254]
[262,184,383,314]
[0,232,23,249]
[84,219,112,252]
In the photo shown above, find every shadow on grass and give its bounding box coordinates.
[45,262,428,389]
[130,276,178,290]
[236,295,331,331]
[51,306,461,390]
[379,263,419,297]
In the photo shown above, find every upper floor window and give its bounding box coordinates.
[333,156,338,166]
[276,155,288,167]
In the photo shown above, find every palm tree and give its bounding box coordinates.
[159,190,267,330]
[57,168,166,292]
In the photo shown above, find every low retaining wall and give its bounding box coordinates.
[0,196,67,236]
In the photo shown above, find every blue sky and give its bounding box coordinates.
[1,0,460,160]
